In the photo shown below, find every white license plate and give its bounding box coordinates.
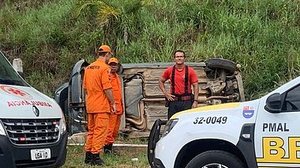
[30,148,51,160]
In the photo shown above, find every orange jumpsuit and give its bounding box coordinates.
[83,58,112,154]
[106,73,123,145]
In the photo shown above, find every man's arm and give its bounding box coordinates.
[192,82,199,108]
[159,76,175,101]
[104,88,116,113]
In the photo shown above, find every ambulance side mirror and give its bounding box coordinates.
[264,93,282,113]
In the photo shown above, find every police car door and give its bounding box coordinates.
[255,84,300,167]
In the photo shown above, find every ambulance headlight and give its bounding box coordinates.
[0,121,6,136]
[59,115,67,134]
[162,118,178,137]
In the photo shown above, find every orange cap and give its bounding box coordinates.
[98,45,112,53]
[108,57,119,64]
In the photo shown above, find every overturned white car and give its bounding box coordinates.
[55,58,244,137]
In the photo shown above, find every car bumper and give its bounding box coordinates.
[0,132,67,168]
[147,119,167,168]
[153,158,166,168]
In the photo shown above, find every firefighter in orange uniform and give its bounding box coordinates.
[104,57,124,154]
[83,45,116,166]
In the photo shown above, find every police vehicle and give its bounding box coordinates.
[148,76,300,168]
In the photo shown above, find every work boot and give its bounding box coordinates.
[90,153,104,166]
[104,144,113,154]
[84,151,92,164]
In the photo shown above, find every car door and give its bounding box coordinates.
[255,84,300,167]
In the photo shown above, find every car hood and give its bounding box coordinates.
[0,84,62,118]
[171,100,260,121]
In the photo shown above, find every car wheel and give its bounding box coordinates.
[206,58,236,74]
[185,150,246,168]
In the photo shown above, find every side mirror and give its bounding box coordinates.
[264,93,282,113]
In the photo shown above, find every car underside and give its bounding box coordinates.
[54,58,245,137]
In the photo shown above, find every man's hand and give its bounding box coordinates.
[192,100,198,108]
[165,93,176,101]
[111,103,116,114]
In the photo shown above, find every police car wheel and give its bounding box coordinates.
[185,150,245,168]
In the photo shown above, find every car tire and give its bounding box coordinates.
[185,150,246,168]
[206,58,236,73]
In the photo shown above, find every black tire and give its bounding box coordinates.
[206,58,236,73]
[185,150,246,168]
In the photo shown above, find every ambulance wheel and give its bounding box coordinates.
[185,150,245,168]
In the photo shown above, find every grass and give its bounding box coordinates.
[63,145,149,168]
[1,0,300,99]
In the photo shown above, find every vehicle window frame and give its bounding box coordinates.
[281,84,300,112]
[0,52,28,87]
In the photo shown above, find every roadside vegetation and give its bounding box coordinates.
[65,136,148,167]
[0,0,300,99]
[64,145,148,168]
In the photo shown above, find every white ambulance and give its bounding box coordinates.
[148,76,300,168]
[0,51,67,167]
